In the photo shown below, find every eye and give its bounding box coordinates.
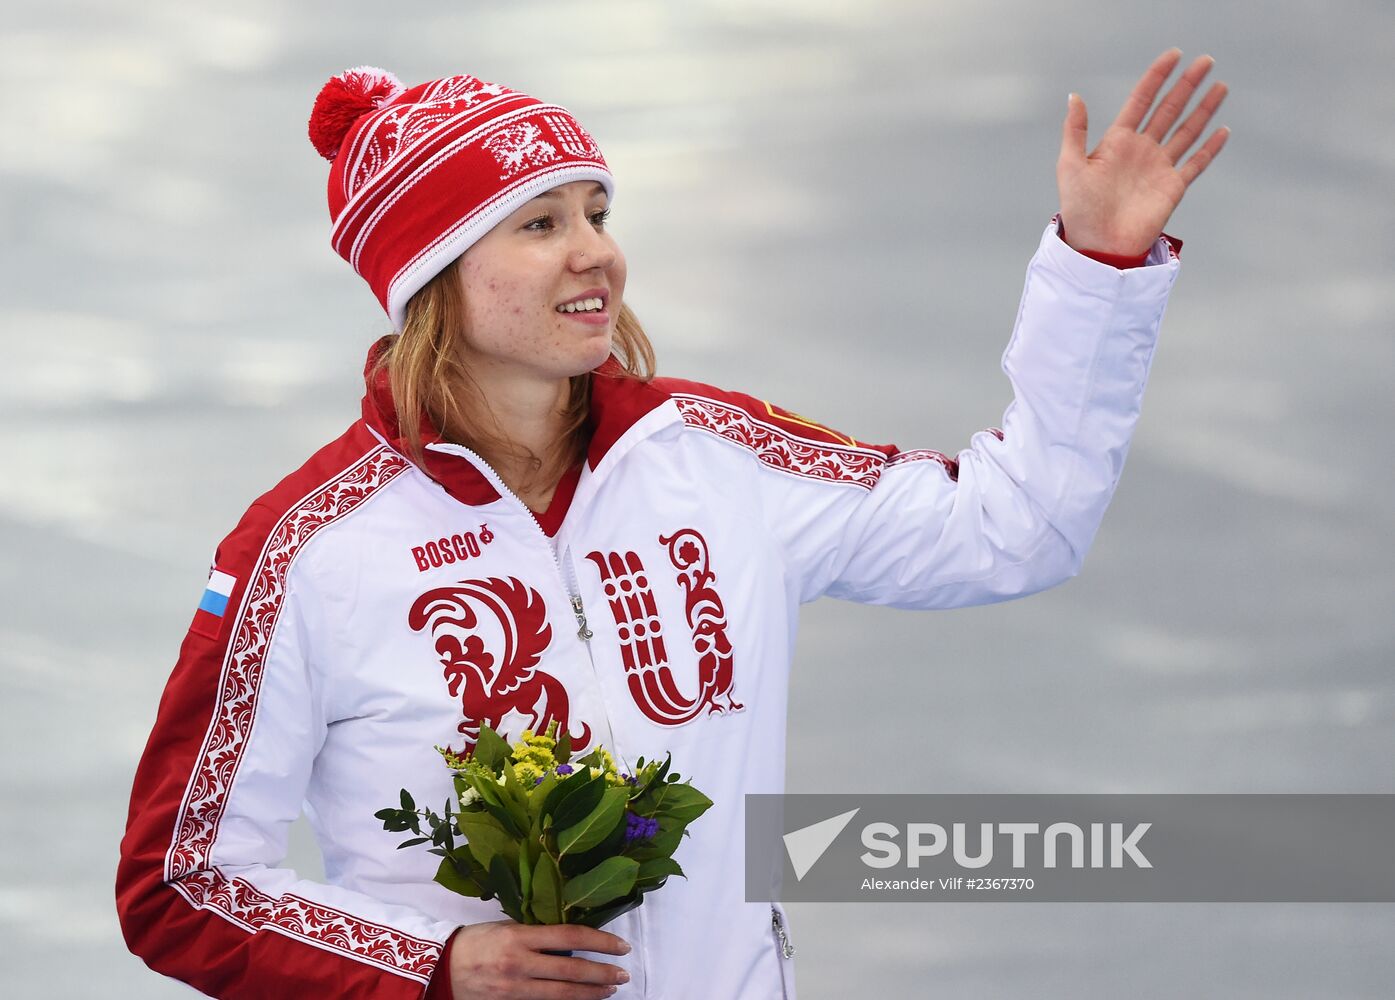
[523,213,554,231]
[590,207,611,227]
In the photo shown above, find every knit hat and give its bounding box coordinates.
[308,66,614,331]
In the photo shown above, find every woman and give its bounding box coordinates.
[117,52,1227,999]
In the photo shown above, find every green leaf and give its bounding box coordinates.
[571,888,644,929]
[472,778,527,838]
[541,769,594,822]
[529,771,558,822]
[472,725,511,770]
[555,731,573,765]
[574,747,606,770]
[400,789,416,812]
[498,763,534,833]
[457,811,517,871]
[560,814,627,879]
[489,853,525,923]
[441,799,457,852]
[562,856,639,911]
[434,855,486,898]
[549,773,605,833]
[557,786,628,856]
[530,851,564,924]
[636,857,684,883]
[529,785,552,844]
[645,783,713,826]
[625,821,686,862]
[636,753,671,797]
[518,846,533,921]
[377,811,412,833]
[396,837,430,850]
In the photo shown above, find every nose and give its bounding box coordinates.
[568,220,616,272]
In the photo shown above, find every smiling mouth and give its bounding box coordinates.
[555,296,607,315]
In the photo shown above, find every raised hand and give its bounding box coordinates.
[1057,48,1230,257]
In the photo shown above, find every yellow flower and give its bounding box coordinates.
[513,761,545,786]
[510,727,558,775]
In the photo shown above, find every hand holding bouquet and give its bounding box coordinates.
[376,722,712,929]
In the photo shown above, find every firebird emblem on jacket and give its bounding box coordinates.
[587,527,743,726]
[409,576,592,756]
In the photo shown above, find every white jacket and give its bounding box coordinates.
[117,218,1181,998]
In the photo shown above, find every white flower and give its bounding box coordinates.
[460,787,481,807]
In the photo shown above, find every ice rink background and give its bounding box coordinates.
[3,0,1393,996]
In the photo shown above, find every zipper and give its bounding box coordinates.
[771,905,795,959]
[424,442,622,753]
[427,442,591,632]
[560,543,623,757]
[559,548,594,642]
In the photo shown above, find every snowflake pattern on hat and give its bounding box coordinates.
[483,122,561,180]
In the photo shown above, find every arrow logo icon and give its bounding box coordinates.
[783,808,860,881]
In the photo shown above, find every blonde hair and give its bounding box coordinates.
[373,258,656,496]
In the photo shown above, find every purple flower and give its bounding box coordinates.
[623,810,660,844]
[555,764,574,775]
[534,776,545,785]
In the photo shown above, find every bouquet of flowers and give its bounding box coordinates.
[375,722,713,929]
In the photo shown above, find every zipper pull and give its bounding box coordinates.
[772,908,795,959]
[571,594,593,641]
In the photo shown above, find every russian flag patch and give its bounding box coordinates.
[190,569,237,640]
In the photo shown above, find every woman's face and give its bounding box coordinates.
[454,180,626,387]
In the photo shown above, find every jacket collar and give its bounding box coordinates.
[360,336,676,508]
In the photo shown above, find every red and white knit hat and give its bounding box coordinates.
[308,67,614,330]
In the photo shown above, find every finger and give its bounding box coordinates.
[527,953,628,987]
[1162,80,1228,164]
[515,978,617,1000]
[526,925,630,956]
[1178,126,1231,187]
[1142,54,1216,141]
[1112,47,1183,131]
[1059,93,1088,164]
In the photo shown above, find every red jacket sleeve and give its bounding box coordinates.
[425,932,458,1000]
[1057,218,1183,268]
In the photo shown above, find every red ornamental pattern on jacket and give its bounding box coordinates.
[587,527,742,727]
[672,394,886,489]
[267,890,440,979]
[409,576,592,756]
[175,869,438,983]
[168,448,410,883]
